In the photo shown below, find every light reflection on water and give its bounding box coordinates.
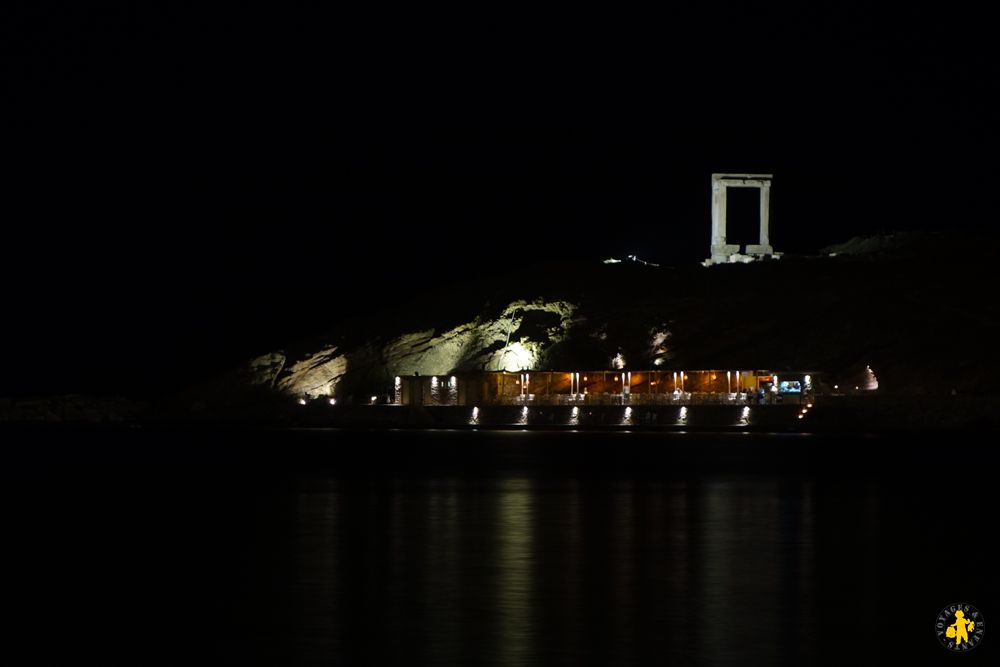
[496,478,534,665]
[5,430,997,666]
[7,430,1000,667]
[290,475,823,666]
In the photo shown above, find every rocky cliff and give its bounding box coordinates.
[239,298,676,400]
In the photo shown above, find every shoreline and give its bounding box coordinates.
[3,394,1000,433]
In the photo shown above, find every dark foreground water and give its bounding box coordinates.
[2,429,997,665]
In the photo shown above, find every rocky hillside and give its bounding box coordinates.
[206,296,673,404]
[244,299,580,398]
[190,232,997,408]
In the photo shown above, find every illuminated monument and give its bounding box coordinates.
[704,173,781,266]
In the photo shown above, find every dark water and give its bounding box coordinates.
[2,429,996,665]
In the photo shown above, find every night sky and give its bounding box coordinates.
[3,4,995,396]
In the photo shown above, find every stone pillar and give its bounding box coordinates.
[711,179,727,246]
[710,176,739,262]
[759,185,770,247]
[746,184,774,256]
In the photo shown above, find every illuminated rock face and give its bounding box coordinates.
[247,300,580,398]
[650,328,671,366]
[245,347,348,398]
[380,300,575,377]
[278,347,348,397]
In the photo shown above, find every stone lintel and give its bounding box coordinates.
[715,179,771,188]
[712,173,773,181]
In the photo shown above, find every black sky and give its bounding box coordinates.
[3,4,996,395]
